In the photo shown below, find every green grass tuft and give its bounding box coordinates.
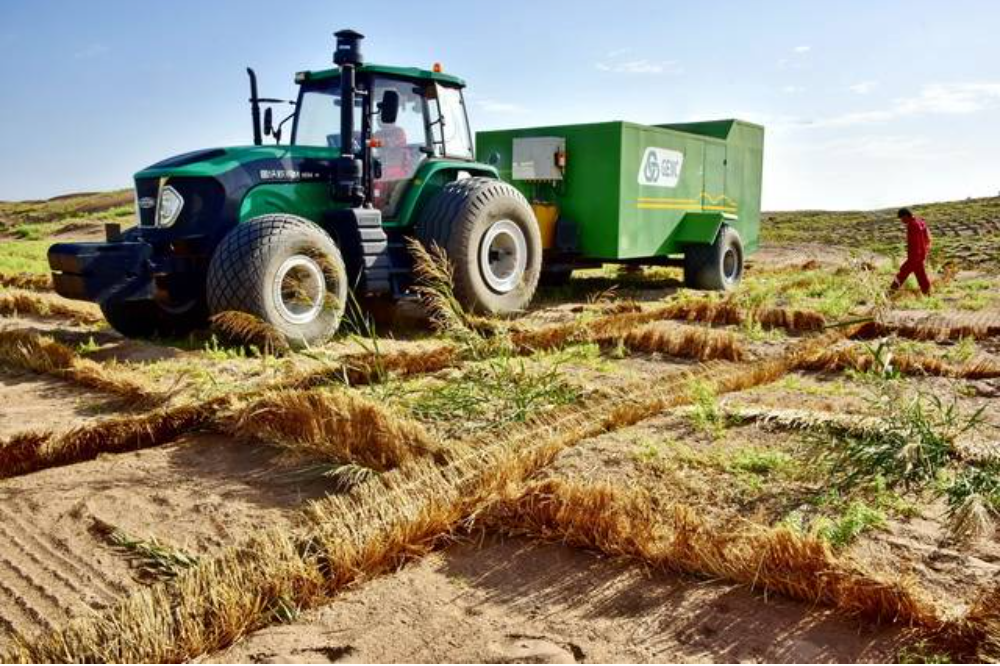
[728,447,794,476]
[686,378,724,438]
[814,500,886,547]
[389,356,581,439]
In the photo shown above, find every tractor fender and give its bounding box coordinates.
[390,160,499,229]
[238,181,331,228]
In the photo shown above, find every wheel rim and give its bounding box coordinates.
[722,247,740,283]
[272,255,327,324]
[479,219,527,294]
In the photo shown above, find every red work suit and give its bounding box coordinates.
[892,216,932,294]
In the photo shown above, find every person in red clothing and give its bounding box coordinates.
[890,207,933,295]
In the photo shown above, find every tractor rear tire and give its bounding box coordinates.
[101,299,207,339]
[206,214,348,348]
[683,225,744,291]
[415,177,541,315]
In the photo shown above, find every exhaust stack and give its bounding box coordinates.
[332,29,365,205]
[334,29,364,67]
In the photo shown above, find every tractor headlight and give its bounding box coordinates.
[157,186,184,227]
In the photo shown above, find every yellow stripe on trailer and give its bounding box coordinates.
[636,202,695,210]
[636,201,738,213]
[700,192,739,206]
[637,197,699,204]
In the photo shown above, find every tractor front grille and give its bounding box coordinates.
[135,178,160,227]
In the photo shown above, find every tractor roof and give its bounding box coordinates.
[299,63,465,87]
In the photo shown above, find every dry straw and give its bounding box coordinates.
[16,327,992,661]
[0,337,456,479]
[961,587,1000,660]
[664,298,744,326]
[488,478,1000,660]
[0,328,76,372]
[0,400,223,479]
[0,430,54,478]
[407,238,488,337]
[854,317,1000,343]
[793,339,1000,379]
[620,321,747,361]
[230,388,445,471]
[488,478,943,625]
[0,290,101,325]
[6,346,798,663]
[291,343,461,389]
[510,299,827,354]
[755,306,826,332]
[0,273,53,292]
[0,328,158,402]
[210,311,291,357]
[723,405,884,437]
[509,307,668,352]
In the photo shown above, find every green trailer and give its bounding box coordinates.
[477,119,764,289]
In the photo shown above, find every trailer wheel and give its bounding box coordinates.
[683,225,744,291]
[415,177,541,315]
[100,299,207,339]
[206,214,348,347]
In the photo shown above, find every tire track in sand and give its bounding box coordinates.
[0,502,127,642]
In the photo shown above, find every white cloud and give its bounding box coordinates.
[596,58,682,75]
[475,99,527,114]
[899,82,1000,114]
[778,45,812,70]
[74,43,109,59]
[801,81,1000,128]
[604,47,633,58]
[782,85,805,94]
[848,80,878,94]
[800,109,895,129]
[763,130,988,210]
[791,135,941,160]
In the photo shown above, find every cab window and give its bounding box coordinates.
[293,79,362,150]
[428,84,473,159]
[371,78,429,215]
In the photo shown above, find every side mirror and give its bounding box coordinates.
[379,90,400,125]
[263,107,274,136]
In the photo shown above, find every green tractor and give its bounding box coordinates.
[49,30,763,345]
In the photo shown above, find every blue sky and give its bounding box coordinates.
[1,0,998,209]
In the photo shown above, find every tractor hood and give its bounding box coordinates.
[130,144,343,234]
[135,145,341,181]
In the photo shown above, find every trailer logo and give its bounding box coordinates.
[638,147,684,188]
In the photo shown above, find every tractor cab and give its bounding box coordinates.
[285,63,474,219]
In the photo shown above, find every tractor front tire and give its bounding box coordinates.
[101,299,207,339]
[415,177,541,315]
[683,225,744,291]
[206,214,348,348]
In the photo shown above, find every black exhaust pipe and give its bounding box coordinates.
[334,28,364,68]
[247,67,262,146]
[333,29,365,205]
